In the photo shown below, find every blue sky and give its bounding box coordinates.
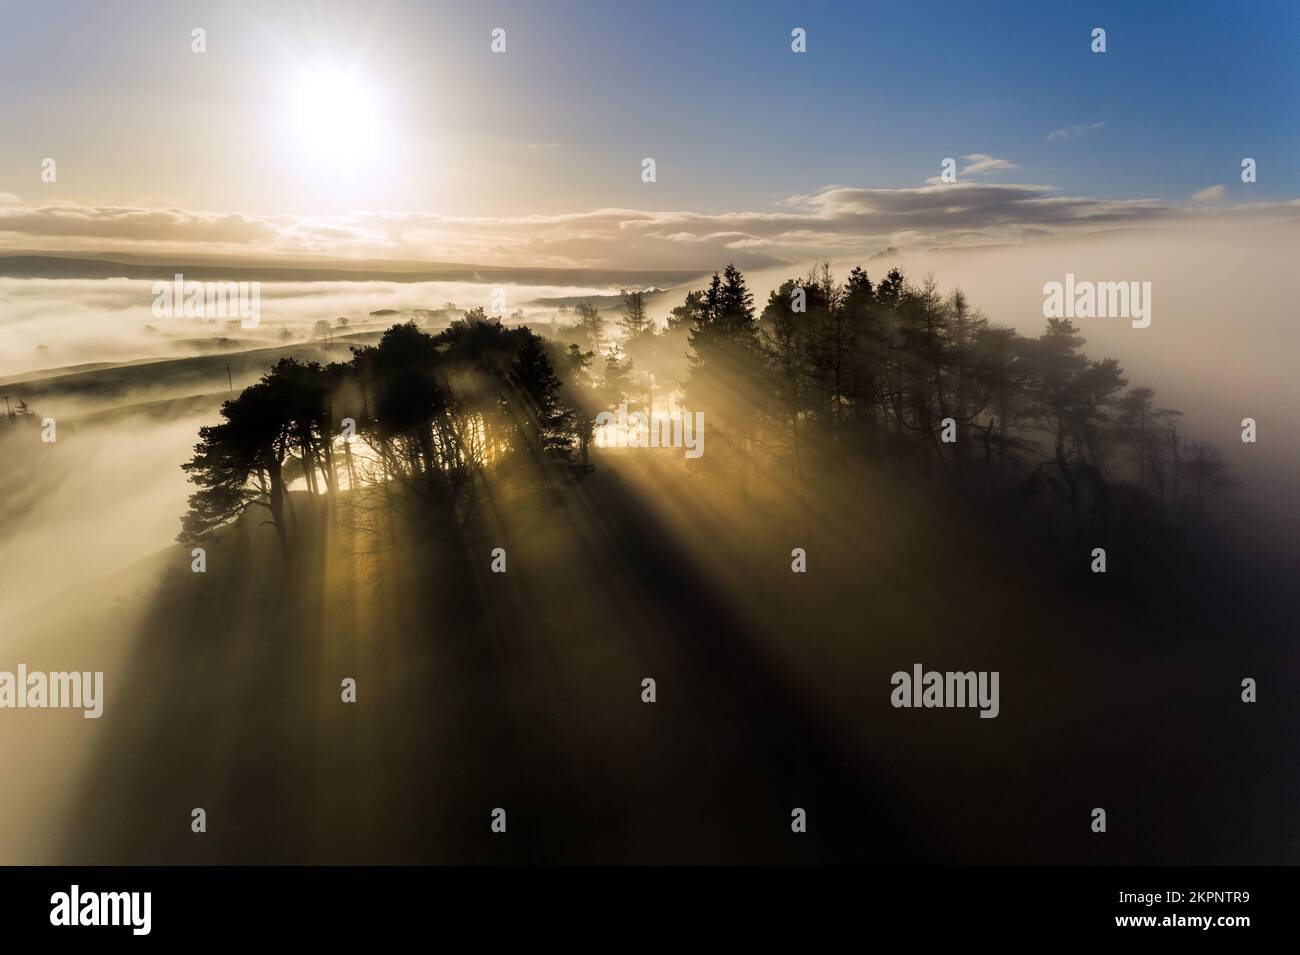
[0,0,1297,266]
[477,0,1300,207]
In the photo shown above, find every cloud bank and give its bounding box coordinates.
[2,179,1297,271]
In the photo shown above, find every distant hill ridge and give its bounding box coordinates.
[0,252,705,287]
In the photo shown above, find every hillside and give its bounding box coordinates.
[2,450,1292,864]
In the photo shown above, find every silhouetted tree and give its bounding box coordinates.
[181,264,1237,577]
[1024,319,1127,533]
[573,303,605,353]
[180,375,295,557]
[1181,443,1237,517]
[685,264,765,452]
[619,290,649,337]
[559,343,598,468]
[509,334,575,463]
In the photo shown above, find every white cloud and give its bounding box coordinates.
[1047,122,1106,142]
[924,155,1020,185]
[1,183,1295,270]
[1191,184,1226,202]
[958,154,1021,177]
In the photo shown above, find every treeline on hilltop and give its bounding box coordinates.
[179,264,1236,561]
[179,310,577,560]
[557,265,1236,540]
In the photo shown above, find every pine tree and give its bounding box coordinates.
[619,290,649,337]
[509,334,575,461]
[574,303,604,353]
[684,264,765,453]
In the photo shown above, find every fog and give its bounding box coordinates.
[0,275,628,629]
[698,221,1300,552]
[0,277,623,379]
[0,411,209,620]
[4,222,1298,635]
[0,227,1296,864]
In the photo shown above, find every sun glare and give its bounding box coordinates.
[285,66,385,178]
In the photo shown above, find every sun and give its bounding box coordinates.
[283,65,385,178]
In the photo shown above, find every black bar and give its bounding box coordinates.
[0,865,1282,941]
